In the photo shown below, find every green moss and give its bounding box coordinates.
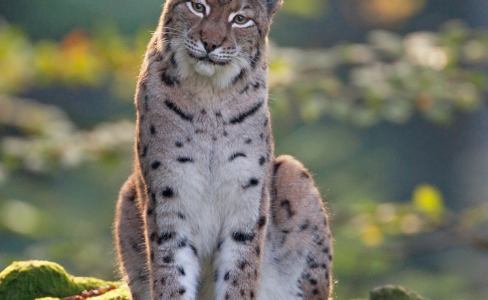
[0,261,124,300]
[370,285,429,300]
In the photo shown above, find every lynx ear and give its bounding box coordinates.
[262,0,282,16]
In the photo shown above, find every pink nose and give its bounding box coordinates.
[203,38,219,53]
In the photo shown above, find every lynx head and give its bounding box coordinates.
[158,0,282,89]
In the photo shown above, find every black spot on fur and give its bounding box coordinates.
[150,125,156,135]
[259,156,266,166]
[258,216,267,228]
[239,84,250,94]
[252,82,260,89]
[299,221,310,231]
[147,208,154,215]
[250,291,255,299]
[179,288,186,295]
[281,200,295,218]
[251,48,261,69]
[164,100,193,122]
[178,266,186,276]
[161,71,179,86]
[260,133,264,140]
[229,152,247,161]
[232,231,255,243]
[163,255,173,263]
[178,212,186,219]
[239,260,247,270]
[255,246,260,256]
[189,244,198,256]
[162,187,175,198]
[224,271,230,281]
[150,232,157,241]
[264,118,269,127]
[170,53,178,68]
[141,145,148,157]
[243,178,260,189]
[313,234,325,245]
[158,231,176,244]
[139,271,148,282]
[245,138,252,144]
[232,69,245,85]
[177,157,194,163]
[151,161,161,170]
[176,141,183,148]
[310,279,318,285]
[217,240,223,250]
[177,238,187,248]
[144,95,149,111]
[312,289,319,295]
[229,100,264,124]
[164,17,172,26]
[307,256,319,269]
[151,193,157,204]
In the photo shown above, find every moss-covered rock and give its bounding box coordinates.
[0,260,125,300]
[370,285,429,300]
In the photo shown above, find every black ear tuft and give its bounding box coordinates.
[265,0,282,16]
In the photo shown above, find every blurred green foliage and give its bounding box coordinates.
[1,18,488,300]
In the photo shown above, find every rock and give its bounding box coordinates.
[0,260,127,300]
[370,285,429,300]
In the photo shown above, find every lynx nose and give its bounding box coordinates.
[202,38,219,53]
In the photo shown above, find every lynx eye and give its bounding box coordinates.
[233,15,249,24]
[192,2,205,13]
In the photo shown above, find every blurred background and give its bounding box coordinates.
[1,0,488,299]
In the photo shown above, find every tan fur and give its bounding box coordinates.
[114,0,332,299]
[270,156,333,299]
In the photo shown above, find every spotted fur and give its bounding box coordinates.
[114,0,333,299]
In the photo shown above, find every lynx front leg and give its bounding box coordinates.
[143,189,201,300]
[214,185,269,300]
[115,174,150,300]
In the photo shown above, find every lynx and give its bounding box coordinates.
[114,0,333,299]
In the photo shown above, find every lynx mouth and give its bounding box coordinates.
[188,52,229,66]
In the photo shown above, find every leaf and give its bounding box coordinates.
[412,184,445,220]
